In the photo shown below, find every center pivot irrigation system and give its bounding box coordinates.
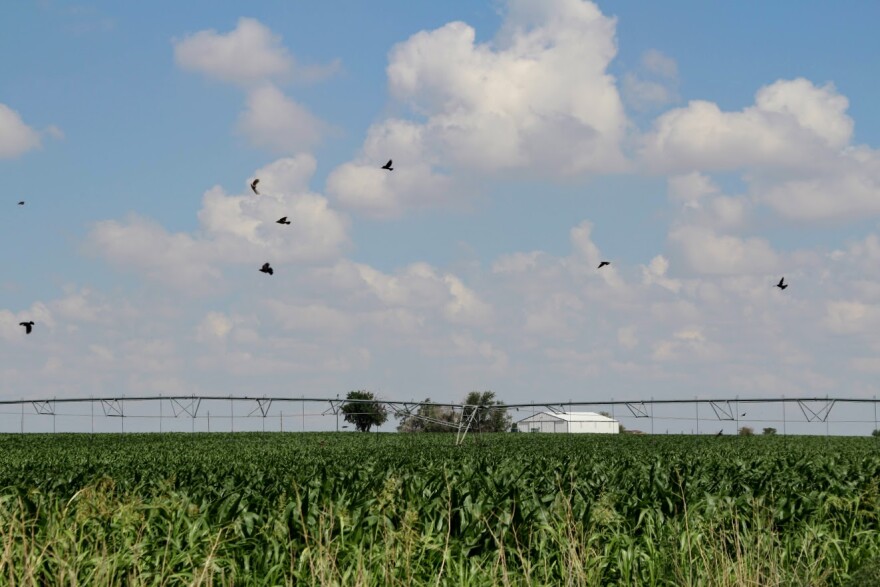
[2,395,880,440]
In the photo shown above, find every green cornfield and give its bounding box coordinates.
[0,433,878,586]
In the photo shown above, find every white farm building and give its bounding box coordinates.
[516,411,620,434]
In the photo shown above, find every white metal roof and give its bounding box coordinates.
[516,411,617,423]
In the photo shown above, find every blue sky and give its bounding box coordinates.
[3,0,880,433]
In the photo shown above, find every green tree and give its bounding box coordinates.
[872,429,880,438]
[762,427,777,435]
[396,399,456,433]
[462,391,512,433]
[739,426,754,436]
[341,390,388,433]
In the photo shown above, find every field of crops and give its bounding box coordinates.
[0,433,878,586]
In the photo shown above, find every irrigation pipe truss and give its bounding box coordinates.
[3,395,878,409]
[2,394,879,440]
[0,395,878,422]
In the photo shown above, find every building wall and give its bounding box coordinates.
[517,415,561,433]
[569,420,619,434]
[518,419,563,433]
[517,414,620,434]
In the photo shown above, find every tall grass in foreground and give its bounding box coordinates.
[0,433,878,585]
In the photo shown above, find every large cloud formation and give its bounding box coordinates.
[641,78,880,223]
[173,18,335,154]
[327,0,629,217]
[639,78,853,173]
[10,0,880,423]
[173,17,294,85]
[86,155,349,292]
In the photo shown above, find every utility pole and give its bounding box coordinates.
[782,396,786,438]
[826,395,830,437]
[611,398,615,436]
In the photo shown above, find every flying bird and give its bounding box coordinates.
[17,201,24,206]
[381,159,393,171]
[259,262,273,275]
[776,277,788,290]
[250,179,260,195]
[598,261,610,269]
[276,217,291,225]
[741,413,747,417]
[19,321,34,334]
[716,430,723,437]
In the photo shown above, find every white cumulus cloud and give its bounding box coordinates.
[640,78,853,173]
[196,312,235,341]
[0,104,43,158]
[236,84,327,153]
[756,147,880,221]
[641,49,678,79]
[669,226,778,275]
[317,260,492,327]
[825,300,880,335]
[328,0,629,217]
[622,49,679,111]
[86,155,349,292]
[173,17,294,85]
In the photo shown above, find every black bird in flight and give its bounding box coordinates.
[19,321,34,334]
[776,277,788,290]
[381,159,393,171]
[741,412,747,417]
[17,201,24,206]
[250,179,260,195]
[598,261,610,269]
[259,262,274,275]
[276,217,291,225]
[716,429,723,436]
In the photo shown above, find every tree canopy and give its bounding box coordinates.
[462,391,512,433]
[395,398,456,433]
[341,390,388,433]
[396,391,512,433]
